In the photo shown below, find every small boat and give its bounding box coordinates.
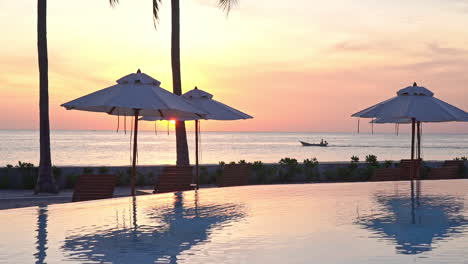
[299,141,328,147]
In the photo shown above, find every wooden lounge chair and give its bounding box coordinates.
[371,159,422,181]
[427,167,459,180]
[218,163,251,187]
[443,160,465,169]
[72,174,116,202]
[399,159,422,180]
[371,168,403,181]
[426,160,464,180]
[153,166,193,194]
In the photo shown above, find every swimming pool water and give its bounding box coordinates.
[1,180,467,263]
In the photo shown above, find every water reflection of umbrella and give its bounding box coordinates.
[61,70,205,195]
[141,87,253,189]
[357,192,468,255]
[62,192,244,263]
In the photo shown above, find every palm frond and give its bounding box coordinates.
[109,0,119,7]
[218,0,238,14]
[152,0,163,29]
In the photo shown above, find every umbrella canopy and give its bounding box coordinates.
[140,86,252,121]
[371,117,412,124]
[62,70,205,119]
[352,83,468,122]
[140,86,253,190]
[61,70,206,196]
[352,83,468,182]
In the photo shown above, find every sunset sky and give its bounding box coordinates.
[1,0,468,133]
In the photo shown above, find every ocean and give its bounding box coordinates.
[0,130,466,167]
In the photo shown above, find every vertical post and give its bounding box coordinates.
[416,121,422,204]
[195,120,199,190]
[131,110,140,196]
[357,119,360,134]
[410,118,416,204]
[416,121,421,160]
[411,118,416,161]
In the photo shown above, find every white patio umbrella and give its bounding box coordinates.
[141,86,253,189]
[371,117,423,159]
[353,82,468,180]
[61,70,206,196]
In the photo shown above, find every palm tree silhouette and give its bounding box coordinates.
[35,0,57,193]
[109,0,238,165]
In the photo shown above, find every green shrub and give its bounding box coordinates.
[279,158,301,183]
[52,166,62,180]
[0,168,9,189]
[116,169,130,186]
[419,164,431,180]
[349,156,359,170]
[16,161,37,189]
[251,161,266,184]
[264,166,279,184]
[304,158,319,182]
[200,166,214,184]
[98,167,109,174]
[65,173,78,188]
[137,171,146,186]
[360,167,374,181]
[83,167,94,174]
[383,160,393,168]
[451,157,467,178]
[214,166,223,185]
[324,169,338,182]
[0,177,8,189]
[252,161,264,170]
[147,172,155,185]
[365,155,379,168]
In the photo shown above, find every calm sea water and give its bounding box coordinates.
[1,181,468,263]
[0,130,466,166]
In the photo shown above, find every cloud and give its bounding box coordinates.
[332,41,373,52]
[426,42,467,56]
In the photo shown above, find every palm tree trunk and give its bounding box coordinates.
[171,0,190,166]
[36,0,57,193]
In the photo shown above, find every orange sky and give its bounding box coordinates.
[1,0,467,133]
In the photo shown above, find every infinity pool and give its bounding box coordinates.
[1,180,467,263]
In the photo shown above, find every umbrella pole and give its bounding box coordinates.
[417,121,421,160]
[416,121,422,205]
[195,120,199,190]
[410,118,416,205]
[411,118,415,162]
[131,109,140,196]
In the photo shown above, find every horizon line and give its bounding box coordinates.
[0,128,466,135]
